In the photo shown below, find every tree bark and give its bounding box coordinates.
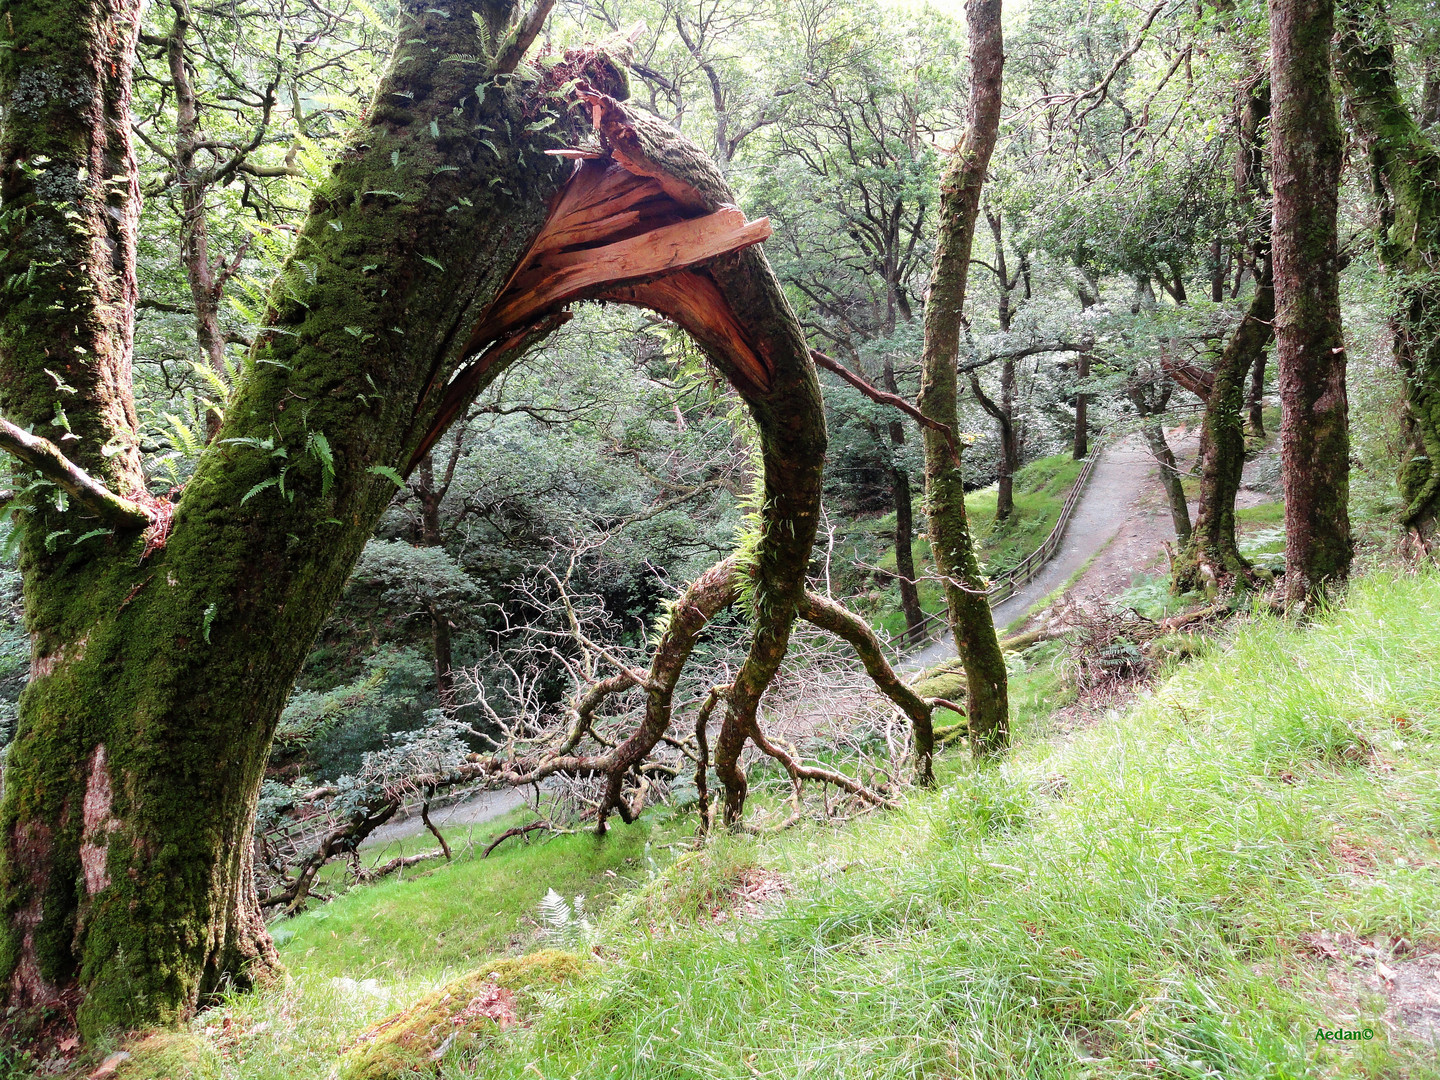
[980,209,1022,522]
[1070,269,1099,460]
[1128,383,1193,544]
[1172,263,1271,590]
[1247,348,1268,437]
[415,454,456,707]
[1173,80,1273,593]
[881,358,924,644]
[1336,0,1440,537]
[1270,0,1353,603]
[1072,349,1091,459]
[918,0,1008,755]
[0,1,825,1035]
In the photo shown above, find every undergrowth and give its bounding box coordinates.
[113,568,1440,1079]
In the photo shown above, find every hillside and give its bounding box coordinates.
[90,568,1440,1080]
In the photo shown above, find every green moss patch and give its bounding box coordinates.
[110,1031,223,1080]
[338,951,588,1079]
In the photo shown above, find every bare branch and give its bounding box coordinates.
[810,349,962,468]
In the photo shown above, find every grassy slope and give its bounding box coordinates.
[165,812,686,1080]
[450,570,1440,1079]
[171,568,1440,1080]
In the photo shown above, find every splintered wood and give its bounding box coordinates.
[411,110,778,469]
[464,158,772,364]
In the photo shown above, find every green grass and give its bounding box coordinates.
[434,569,1439,1079]
[119,569,1440,1079]
[873,452,1085,638]
[279,809,671,982]
[1237,500,1285,525]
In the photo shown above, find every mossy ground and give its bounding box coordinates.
[337,951,589,1080]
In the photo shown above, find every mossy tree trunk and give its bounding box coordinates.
[0,0,824,1037]
[881,356,925,645]
[918,0,1008,754]
[1337,0,1440,538]
[1269,0,1352,604]
[1173,80,1273,593]
[1127,380,1193,544]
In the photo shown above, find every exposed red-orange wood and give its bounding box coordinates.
[415,110,778,471]
[408,311,573,471]
[603,273,771,397]
[475,209,770,341]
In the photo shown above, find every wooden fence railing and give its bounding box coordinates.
[897,448,1102,651]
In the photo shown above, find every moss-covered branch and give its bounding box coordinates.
[0,419,154,528]
[798,590,935,784]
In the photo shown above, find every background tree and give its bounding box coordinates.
[919,0,1008,754]
[1270,0,1353,603]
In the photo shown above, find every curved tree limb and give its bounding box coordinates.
[810,348,961,469]
[797,590,935,784]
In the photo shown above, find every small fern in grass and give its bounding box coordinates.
[538,889,597,950]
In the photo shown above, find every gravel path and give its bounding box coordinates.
[901,435,1159,672]
[359,787,528,849]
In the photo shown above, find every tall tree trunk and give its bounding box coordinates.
[0,1,825,1035]
[1173,81,1274,592]
[1247,349,1268,436]
[1128,384,1193,544]
[981,209,1022,520]
[1270,0,1353,603]
[918,0,1007,754]
[166,0,231,440]
[1336,0,1440,537]
[415,454,455,706]
[882,358,925,644]
[1072,348,1091,459]
[997,359,1019,519]
[1173,260,1272,589]
[1070,270,1099,460]
[970,364,1019,521]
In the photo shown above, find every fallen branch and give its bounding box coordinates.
[355,848,445,883]
[482,819,551,857]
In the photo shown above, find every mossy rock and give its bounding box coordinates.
[339,950,589,1079]
[107,1032,223,1080]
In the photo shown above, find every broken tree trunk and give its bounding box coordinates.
[0,0,825,1037]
